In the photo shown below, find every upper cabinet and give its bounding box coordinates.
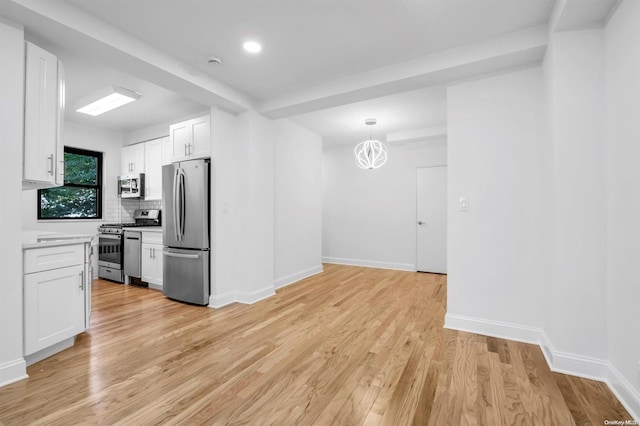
[120,137,165,201]
[169,115,210,162]
[23,42,65,190]
[144,139,163,200]
[121,143,145,175]
[161,136,172,166]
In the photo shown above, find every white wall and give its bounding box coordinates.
[605,0,640,414]
[322,138,446,271]
[543,28,607,361]
[274,119,323,288]
[446,67,545,329]
[445,19,640,418]
[209,109,276,306]
[121,110,208,145]
[0,17,27,387]
[210,108,238,302]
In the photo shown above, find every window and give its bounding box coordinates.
[38,147,103,220]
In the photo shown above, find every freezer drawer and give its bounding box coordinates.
[162,248,209,305]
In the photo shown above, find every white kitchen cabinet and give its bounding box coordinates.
[169,115,210,162]
[23,241,90,357]
[161,136,172,166]
[24,264,85,355]
[141,231,163,290]
[144,139,163,200]
[141,243,163,289]
[121,143,145,175]
[23,42,65,189]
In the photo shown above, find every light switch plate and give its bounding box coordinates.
[459,197,469,212]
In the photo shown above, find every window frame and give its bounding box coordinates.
[37,146,103,220]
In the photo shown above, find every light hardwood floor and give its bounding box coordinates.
[0,264,632,425]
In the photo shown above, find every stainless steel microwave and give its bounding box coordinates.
[117,174,145,198]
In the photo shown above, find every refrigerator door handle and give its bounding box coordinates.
[179,169,186,240]
[163,251,200,260]
[173,168,181,242]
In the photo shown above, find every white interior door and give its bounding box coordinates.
[416,166,447,273]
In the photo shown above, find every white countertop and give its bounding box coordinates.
[122,226,163,233]
[22,230,94,249]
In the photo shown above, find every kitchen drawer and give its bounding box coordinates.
[24,244,85,274]
[142,231,163,245]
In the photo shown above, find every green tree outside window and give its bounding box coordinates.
[38,147,103,219]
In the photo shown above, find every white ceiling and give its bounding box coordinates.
[5,0,615,145]
[65,0,555,101]
[291,86,446,147]
[25,35,207,134]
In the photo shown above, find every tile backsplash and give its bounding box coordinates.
[104,195,163,223]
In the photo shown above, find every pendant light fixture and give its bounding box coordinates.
[354,118,387,169]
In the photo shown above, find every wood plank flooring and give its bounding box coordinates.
[0,264,632,425]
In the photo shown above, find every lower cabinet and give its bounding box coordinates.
[141,236,163,290]
[24,263,85,355]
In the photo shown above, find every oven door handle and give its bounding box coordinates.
[99,234,122,240]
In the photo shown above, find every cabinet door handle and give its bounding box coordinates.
[48,154,54,175]
[184,143,188,157]
[188,143,193,156]
[79,270,84,290]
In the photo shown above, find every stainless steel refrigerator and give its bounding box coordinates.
[162,158,210,305]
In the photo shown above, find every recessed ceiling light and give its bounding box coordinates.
[243,41,262,54]
[76,86,141,116]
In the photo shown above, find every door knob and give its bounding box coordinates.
[418,221,425,225]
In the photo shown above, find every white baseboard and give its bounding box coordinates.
[607,364,640,422]
[208,285,276,308]
[539,332,609,381]
[208,264,325,308]
[322,256,415,272]
[444,313,542,345]
[0,358,28,388]
[209,291,236,309]
[236,285,276,305]
[445,313,640,422]
[25,337,75,367]
[274,264,323,289]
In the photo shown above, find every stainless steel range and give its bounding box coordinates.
[97,209,161,283]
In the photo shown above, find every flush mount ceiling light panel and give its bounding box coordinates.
[243,40,262,54]
[354,118,388,170]
[76,86,142,116]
